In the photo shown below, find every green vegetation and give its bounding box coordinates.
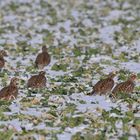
[0,0,139,139]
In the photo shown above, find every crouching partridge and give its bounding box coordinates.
[88,71,117,95]
[111,73,136,97]
[27,71,46,88]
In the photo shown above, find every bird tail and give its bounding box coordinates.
[87,88,95,95]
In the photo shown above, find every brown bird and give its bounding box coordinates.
[35,46,51,69]
[0,50,8,69]
[88,71,117,95]
[111,73,136,96]
[0,77,19,100]
[27,71,46,88]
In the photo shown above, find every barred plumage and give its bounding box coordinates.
[88,71,117,95]
[27,71,46,88]
[112,74,136,95]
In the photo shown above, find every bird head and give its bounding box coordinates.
[42,45,48,52]
[129,73,137,81]
[10,77,19,86]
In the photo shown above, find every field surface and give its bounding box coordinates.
[0,0,140,140]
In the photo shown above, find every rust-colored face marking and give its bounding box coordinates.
[130,74,137,81]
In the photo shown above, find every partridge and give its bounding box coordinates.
[88,71,117,95]
[112,73,136,96]
[0,50,8,69]
[35,46,51,69]
[27,71,46,88]
[0,77,19,100]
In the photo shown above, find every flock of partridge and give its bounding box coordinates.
[88,71,137,99]
[0,46,50,100]
[0,46,137,101]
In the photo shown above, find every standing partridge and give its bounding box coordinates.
[88,71,117,95]
[112,73,136,96]
[27,71,46,88]
[35,46,51,69]
[0,77,19,100]
[0,50,8,69]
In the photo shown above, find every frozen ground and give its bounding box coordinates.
[0,0,139,140]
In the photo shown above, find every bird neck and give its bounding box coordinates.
[42,46,48,52]
[10,82,17,87]
[128,79,134,83]
[42,50,48,53]
[39,74,44,77]
[108,75,114,79]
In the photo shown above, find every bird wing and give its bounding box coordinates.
[122,81,135,93]
[35,53,42,65]
[35,75,46,87]
[0,86,10,98]
[27,76,38,87]
[112,81,134,94]
[35,52,50,65]
[0,58,4,68]
[94,78,114,92]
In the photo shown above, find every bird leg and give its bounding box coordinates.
[8,95,16,101]
[109,93,117,102]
